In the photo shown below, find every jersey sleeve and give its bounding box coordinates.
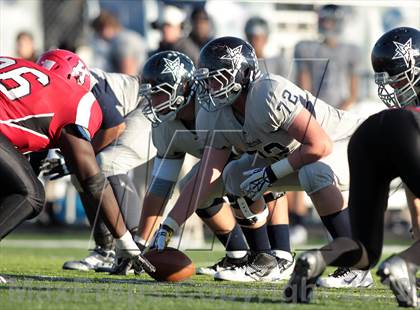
[74,91,103,139]
[152,123,186,159]
[91,81,124,129]
[247,77,303,133]
[195,109,232,150]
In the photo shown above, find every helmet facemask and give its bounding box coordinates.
[195,67,243,112]
[375,64,420,108]
[139,81,190,126]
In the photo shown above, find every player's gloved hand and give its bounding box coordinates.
[153,225,173,252]
[240,166,277,201]
[110,241,147,276]
[40,157,70,180]
[114,232,155,273]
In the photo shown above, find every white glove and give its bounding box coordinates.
[240,166,277,201]
[153,225,173,252]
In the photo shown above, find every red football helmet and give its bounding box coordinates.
[37,49,91,90]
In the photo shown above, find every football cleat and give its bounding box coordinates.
[377,255,418,308]
[284,250,326,303]
[62,247,115,271]
[213,252,280,282]
[317,267,374,288]
[196,255,248,276]
[271,254,295,281]
[0,275,7,284]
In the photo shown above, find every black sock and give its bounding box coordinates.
[320,208,352,239]
[216,223,248,257]
[241,224,271,254]
[289,212,305,226]
[320,237,367,269]
[267,224,291,253]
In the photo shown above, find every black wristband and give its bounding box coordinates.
[265,166,278,183]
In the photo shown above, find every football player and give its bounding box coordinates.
[153,36,371,284]
[0,53,153,283]
[138,51,293,281]
[37,50,161,274]
[284,27,420,307]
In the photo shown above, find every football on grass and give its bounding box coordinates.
[144,247,195,282]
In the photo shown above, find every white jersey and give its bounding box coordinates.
[90,68,141,117]
[197,73,363,161]
[152,101,203,159]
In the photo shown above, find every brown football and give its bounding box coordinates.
[143,247,195,282]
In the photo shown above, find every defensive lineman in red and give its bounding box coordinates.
[0,54,154,284]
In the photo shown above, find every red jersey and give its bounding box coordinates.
[0,57,102,153]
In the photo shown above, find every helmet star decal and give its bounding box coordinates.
[221,45,246,70]
[392,38,420,68]
[161,57,188,82]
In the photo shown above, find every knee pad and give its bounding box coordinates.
[196,198,225,219]
[80,172,109,199]
[227,195,269,226]
[298,161,335,195]
[263,192,286,204]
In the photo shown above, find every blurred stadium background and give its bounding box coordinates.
[0,0,419,249]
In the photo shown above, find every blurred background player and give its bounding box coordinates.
[150,5,200,64]
[245,16,287,77]
[15,31,38,62]
[188,7,214,50]
[90,10,147,75]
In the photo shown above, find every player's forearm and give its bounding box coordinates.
[91,123,126,154]
[288,141,332,170]
[167,170,223,229]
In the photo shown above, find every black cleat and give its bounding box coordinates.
[283,250,326,303]
[377,255,417,308]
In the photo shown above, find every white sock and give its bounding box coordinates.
[226,251,248,259]
[133,235,149,247]
[115,230,140,257]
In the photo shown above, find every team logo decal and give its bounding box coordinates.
[221,45,246,70]
[161,56,187,81]
[392,38,419,68]
[71,60,89,85]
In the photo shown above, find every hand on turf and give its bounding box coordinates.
[132,254,156,274]
[240,167,275,201]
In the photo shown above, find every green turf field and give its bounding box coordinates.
[0,235,405,310]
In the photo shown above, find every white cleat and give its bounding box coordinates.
[317,267,374,288]
[0,275,7,284]
[196,255,248,276]
[62,247,115,271]
[214,252,280,282]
